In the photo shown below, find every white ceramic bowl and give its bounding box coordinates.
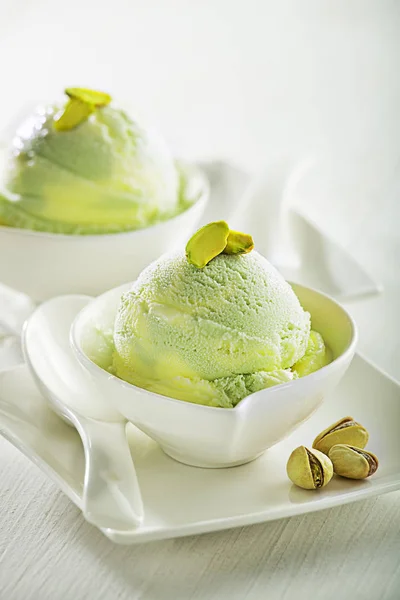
[0,163,208,302]
[71,282,357,468]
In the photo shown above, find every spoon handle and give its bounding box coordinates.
[78,418,144,531]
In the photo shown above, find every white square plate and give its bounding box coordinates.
[0,354,399,544]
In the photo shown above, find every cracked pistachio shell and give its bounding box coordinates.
[286,446,333,490]
[312,416,369,455]
[329,444,379,480]
[185,221,230,268]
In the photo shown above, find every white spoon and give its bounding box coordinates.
[22,295,144,531]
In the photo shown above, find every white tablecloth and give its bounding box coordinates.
[1,2,400,599]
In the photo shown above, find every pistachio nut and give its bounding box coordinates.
[329,444,379,480]
[185,221,230,268]
[223,230,254,255]
[286,446,333,490]
[312,416,369,455]
[54,87,112,132]
[53,98,94,131]
[65,87,112,107]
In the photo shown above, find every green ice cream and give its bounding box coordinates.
[111,247,332,408]
[293,330,331,377]
[0,89,182,234]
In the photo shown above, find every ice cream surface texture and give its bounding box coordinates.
[0,88,183,234]
[110,231,332,408]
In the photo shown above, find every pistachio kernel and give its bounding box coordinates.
[54,87,111,132]
[65,87,112,107]
[53,99,94,132]
[223,230,254,255]
[185,221,230,268]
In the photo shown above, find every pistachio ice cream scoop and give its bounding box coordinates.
[0,87,182,234]
[109,222,332,408]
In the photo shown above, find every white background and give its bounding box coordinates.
[1,1,399,599]
[1,0,399,173]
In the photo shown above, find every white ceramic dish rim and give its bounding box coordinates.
[70,282,358,416]
[0,162,209,241]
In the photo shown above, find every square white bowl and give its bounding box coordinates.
[71,283,357,468]
[0,162,208,301]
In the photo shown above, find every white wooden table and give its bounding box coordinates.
[1,2,400,598]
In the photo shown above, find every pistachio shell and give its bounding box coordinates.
[185,221,230,268]
[223,230,254,255]
[286,446,333,490]
[312,416,369,455]
[329,444,379,480]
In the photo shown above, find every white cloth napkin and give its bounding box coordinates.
[199,159,381,300]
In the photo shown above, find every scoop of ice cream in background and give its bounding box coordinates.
[0,88,181,233]
[110,224,331,408]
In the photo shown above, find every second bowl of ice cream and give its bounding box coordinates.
[0,88,208,300]
[71,222,357,468]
